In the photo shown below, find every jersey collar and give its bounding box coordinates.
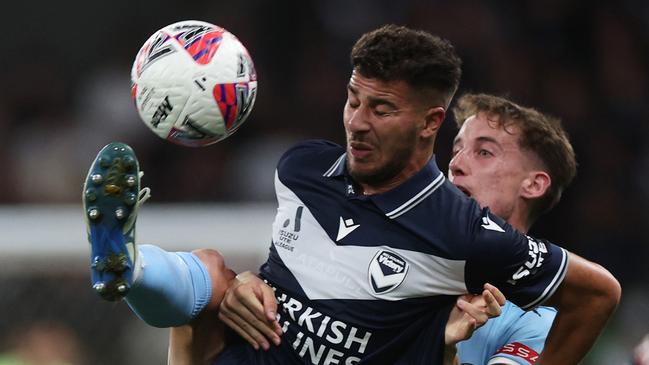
[323,153,446,219]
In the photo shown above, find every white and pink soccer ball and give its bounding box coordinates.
[131,20,257,147]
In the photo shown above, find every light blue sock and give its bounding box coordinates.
[125,244,212,327]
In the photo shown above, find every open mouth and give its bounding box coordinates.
[350,141,373,151]
[349,141,373,159]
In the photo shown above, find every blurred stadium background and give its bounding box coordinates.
[1,0,648,363]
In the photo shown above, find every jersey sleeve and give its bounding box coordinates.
[464,208,569,310]
[486,307,556,364]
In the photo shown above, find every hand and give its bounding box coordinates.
[218,271,283,350]
[634,334,649,365]
[445,283,506,346]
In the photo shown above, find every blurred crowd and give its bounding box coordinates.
[1,0,648,363]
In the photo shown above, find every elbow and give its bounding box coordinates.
[590,263,621,314]
[602,269,622,312]
[556,253,622,315]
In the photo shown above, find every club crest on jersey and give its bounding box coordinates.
[368,250,409,294]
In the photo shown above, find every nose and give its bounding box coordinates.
[345,104,371,134]
[448,149,468,179]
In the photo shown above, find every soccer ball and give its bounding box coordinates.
[131,20,257,147]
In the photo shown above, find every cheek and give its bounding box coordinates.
[381,123,416,149]
[481,171,520,203]
[473,186,513,218]
[473,170,509,200]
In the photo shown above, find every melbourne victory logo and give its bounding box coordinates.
[368,250,409,294]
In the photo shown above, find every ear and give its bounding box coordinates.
[521,171,551,200]
[420,107,446,138]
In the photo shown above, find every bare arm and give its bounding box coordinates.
[443,284,506,365]
[536,252,621,365]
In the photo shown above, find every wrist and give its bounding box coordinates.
[443,343,458,365]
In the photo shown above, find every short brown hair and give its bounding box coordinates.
[351,25,462,108]
[452,93,577,220]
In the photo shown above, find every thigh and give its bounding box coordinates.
[168,311,227,365]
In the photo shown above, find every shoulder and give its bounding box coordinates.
[499,302,556,329]
[524,305,557,327]
[277,139,343,175]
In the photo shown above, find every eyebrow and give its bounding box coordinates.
[452,135,500,146]
[475,136,500,145]
[347,84,399,109]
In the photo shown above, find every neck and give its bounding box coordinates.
[360,177,409,196]
[507,215,530,234]
[507,203,533,233]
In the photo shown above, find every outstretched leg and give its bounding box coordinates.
[83,143,231,326]
[83,142,236,363]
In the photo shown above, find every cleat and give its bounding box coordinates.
[106,253,128,272]
[98,156,111,168]
[85,188,97,202]
[125,175,136,187]
[83,142,151,301]
[91,256,106,271]
[115,207,126,219]
[91,174,103,185]
[93,282,106,293]
[124,193,137,206]
[123,156,135,170]
[88,208,100,220]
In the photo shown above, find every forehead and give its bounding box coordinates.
[455,113,521,145]
[348,70,413,102]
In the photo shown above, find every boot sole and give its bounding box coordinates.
[83,142,140,301]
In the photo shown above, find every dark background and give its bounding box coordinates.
[0,0,647,363]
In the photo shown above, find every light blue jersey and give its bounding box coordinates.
[457,301,556,365]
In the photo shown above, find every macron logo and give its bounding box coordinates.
[481,215,505,232]
[336,217,360,241]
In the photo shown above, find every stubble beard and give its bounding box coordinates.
[347,144,416,189]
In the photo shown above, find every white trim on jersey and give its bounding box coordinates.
[385,172,445,219]
[323,153,346,177]
[521,247,569,310]
[274,171,468,301]
[487,357,520,365]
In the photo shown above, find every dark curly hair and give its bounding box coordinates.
[453,93,577,221]
[351,24,462,107]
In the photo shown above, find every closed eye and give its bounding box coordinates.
[374,108,398,117]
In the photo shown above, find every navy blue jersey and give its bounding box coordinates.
[216,140,568,365]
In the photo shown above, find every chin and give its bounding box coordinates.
[348,166,373,183]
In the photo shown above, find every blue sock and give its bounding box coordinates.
[125,244,212,327]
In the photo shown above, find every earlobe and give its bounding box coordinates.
[521,172,551,199]
[421,107,446,138]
